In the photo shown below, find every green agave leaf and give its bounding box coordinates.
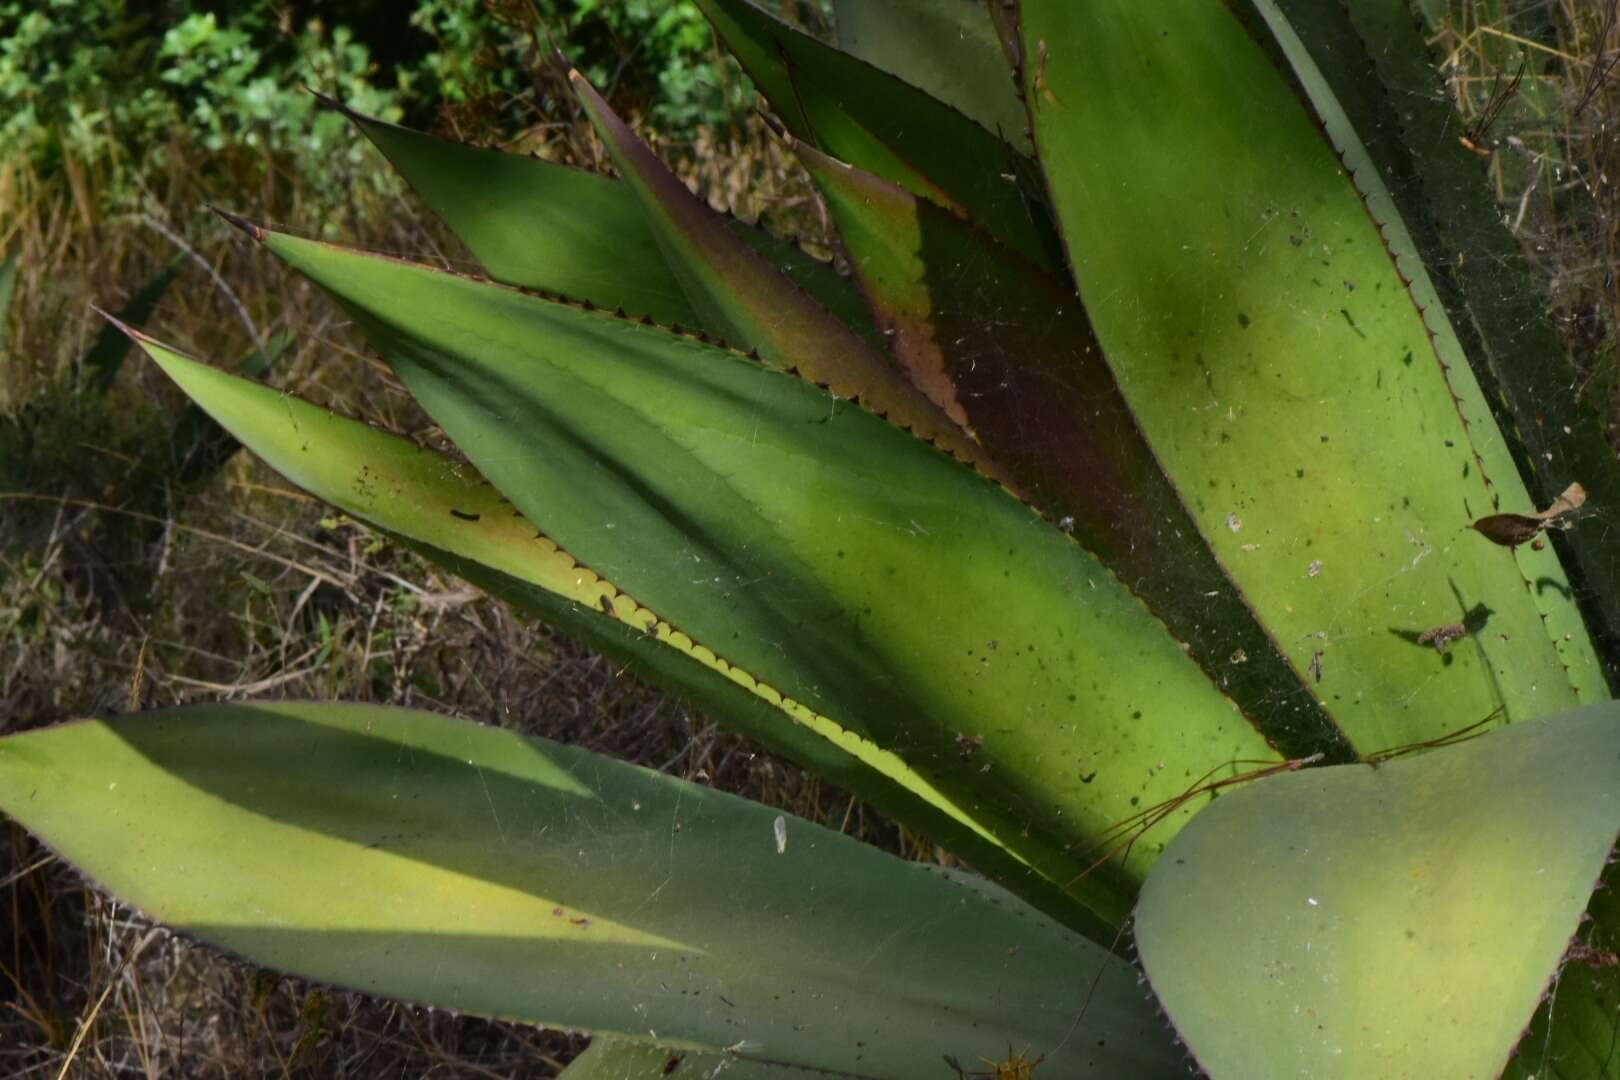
[321,90,687,325]
[81,257,182,395]
[692,0,1063,271]
[1020,1,1602,756]
[1234,0,1610,704]
[164,330,293,487]
[795,140,1350,762]
[831,0,1029,154]
[559,1038,797,1079]
[240,223,1287,935]
[0,702,1184,1077]
[129,331,1090,934]
[324,95,874,342]
[1135,704,1620,1079]
[1503,861,1620,1079]
[1242,0,1620,694]
[0,247,19,354]
[568,70,998,482]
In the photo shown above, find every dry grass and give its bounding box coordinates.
[2,3,1617,1077]
[1429,0,1620,434]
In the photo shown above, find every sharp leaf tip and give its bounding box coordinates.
[209,206,268,242]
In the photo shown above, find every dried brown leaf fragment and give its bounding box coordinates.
[1470,482,1587,547]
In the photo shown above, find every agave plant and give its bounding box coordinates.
[6,1,1620,1076]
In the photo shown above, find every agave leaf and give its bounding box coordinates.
[1135,704,1620,1079]
[1502,861,1620,1079]
[1242,0,1620,694]
[0,247,18,355]
[237,223,1287,934]
[0,701,1183,1077]
[831,0,1029,154]
[559,1038,796,1079]
[568,70,998,481]
[81,257,182,395]
[795,140,1351,761]
[129,332,1093,932]
[1020,1,1602,756]
[692,0,1063,271]
[326,91,687,325]
[325,96,874,341]
[163,330,293,486]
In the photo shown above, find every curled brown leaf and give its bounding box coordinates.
[1470,482,1587,547]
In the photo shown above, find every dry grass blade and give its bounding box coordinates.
[1573,0,1620,118]
[1364,707,1505,766]
[1061,754,1326,894]
[53,927,162,1080]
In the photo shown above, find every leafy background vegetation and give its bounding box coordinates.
[0,0,1615,1074]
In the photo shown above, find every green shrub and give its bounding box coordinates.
[0,0,794,217]
[1,2,406,205]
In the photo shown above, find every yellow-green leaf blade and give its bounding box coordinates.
[0,702,1184,1077]
[132,335,1056,928]
[1246,0,1620,696]
[1503,862,1620,1079]
[1136,705,1620,1078]
[1021,1,1596,753]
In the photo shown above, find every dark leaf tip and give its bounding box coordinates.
[88,304,150,345]
[303,86,351,116]
[209,207,268,242]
